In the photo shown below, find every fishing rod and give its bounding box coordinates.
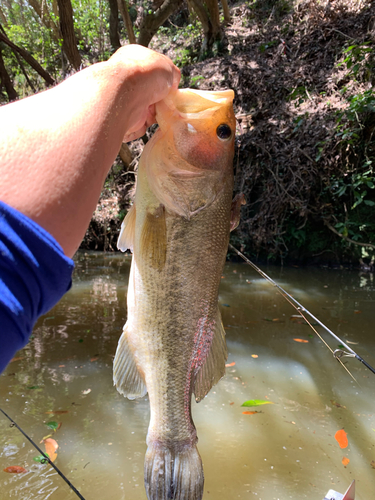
[229,243,375,377]
[0,407,86,500]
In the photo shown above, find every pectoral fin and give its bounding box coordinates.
[140,205,167,271]
[117,204,136,252]
[230,193,246,232]
[113,323,147,400]
[194,310,227,402]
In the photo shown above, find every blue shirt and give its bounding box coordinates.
[0,201,74,373]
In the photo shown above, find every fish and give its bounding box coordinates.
[114,88,243,500]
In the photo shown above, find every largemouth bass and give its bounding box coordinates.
[114,88,242,500]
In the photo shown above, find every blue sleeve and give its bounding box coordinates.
[0,201,74,373]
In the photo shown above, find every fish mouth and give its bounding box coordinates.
[162,88,235,116]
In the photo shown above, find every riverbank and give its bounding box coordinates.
[81,0,375,266]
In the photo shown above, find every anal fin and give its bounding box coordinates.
[194,309,227,402]
[113,323,147,400]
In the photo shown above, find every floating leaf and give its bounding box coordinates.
[293,339,309,343]
[82,389,91,395]
[90,357,98,362]
[33,454,49,464]
[290,315,304,322]
[225,362,236,367]
[3,466,27,473]
[242,399,274,407]
[242,411,260,415]
[45,410,69,415]
[251,354,258,358]
[41,434,53,441]
[342,457,350,467]
[44,438,58,462]
[27,386,40,390]
[331,400,346,409]
[335,429,348,449]
[371,460,375,469]
[46,421,59,431]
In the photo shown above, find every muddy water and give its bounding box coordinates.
[1,252,374,500]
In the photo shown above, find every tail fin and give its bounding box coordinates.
[144,442,204,500]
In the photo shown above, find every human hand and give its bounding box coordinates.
[107,44,181,142]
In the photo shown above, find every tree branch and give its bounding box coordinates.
[324,219,375,250]
[0,27,55,85]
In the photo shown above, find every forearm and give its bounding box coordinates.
[0,45,179,257]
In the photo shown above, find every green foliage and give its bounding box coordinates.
[325,88,375,251]
[338,41,374,82]
[190,75,205,88]
[174,47,199,68]
[259,40,278,52]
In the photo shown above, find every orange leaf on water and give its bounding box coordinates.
[335,429,348,449]
[44,438,58,462]
[45,410,68,415]
[242,411,260,415]
[293,338,309,343]
[251,354,258,358]
[3,466,27,473]
[342,457,350,467]
[225,362,236,367]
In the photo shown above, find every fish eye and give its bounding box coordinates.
[216,124,232,140]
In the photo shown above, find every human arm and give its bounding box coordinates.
[0,44,180,258]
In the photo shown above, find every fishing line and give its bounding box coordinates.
[229,243,375,377]
[0,407,86,500]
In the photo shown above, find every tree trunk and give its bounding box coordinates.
[108,0,121,52]
[0,5,8,27]
[189,0,224,58]
[137,0,183,47]
[0,29,55,85]
[56,0,81,70]
[205,0,220,37]
[28,0,61,43]
[0,45,18,101]
[117,0,136,44]
[221,0,230,24]
[119,142,133,168]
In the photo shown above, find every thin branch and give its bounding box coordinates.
[0,26,55,85]
[324,220,375,250]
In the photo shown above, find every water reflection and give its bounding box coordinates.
[1,252,375,499]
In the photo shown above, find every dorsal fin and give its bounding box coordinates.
[194,309,227,402]
[117,204,136,252]
[140,204,167,271]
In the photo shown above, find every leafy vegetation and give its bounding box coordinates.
[1,0,374,264]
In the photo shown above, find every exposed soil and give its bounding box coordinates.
[81,0,375,264]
